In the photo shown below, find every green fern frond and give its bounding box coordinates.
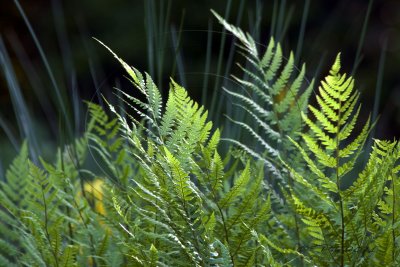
[86,101,133,186]
[218,161,250,209]
[95,46,220,266]
[213,10,314,158]
[92,44,284,265]
[1,141,29,210]
[285,54,400,265]
[363,140,400,265]
[212,14,314,242]
[148,243,159,267]
[0,142,30,264]
[164,147,200,203]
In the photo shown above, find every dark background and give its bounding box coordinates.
[0,0,399,165]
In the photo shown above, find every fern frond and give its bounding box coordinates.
[285,53,400,265]
[212,14,315,244]
[213,10,314,155]
[218,161,250,209]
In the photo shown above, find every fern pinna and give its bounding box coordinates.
[286,54,400,266]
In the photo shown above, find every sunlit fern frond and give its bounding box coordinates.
[91,43,289,265]
[289,53,372,188]
[93,43,221,265]
[212,12,316,264]
[362,140,400,266]
[212,10,314,175]
[285,54,382,265]
[96,39,213,169]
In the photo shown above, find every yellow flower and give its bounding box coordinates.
[83,179,106,215]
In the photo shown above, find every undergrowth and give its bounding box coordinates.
[0,10,399,267]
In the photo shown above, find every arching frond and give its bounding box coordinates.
[213,10,314,177]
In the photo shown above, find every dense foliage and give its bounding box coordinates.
[0,13,399,267]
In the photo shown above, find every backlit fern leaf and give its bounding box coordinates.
[364,140,400,266]
[98,48,212,168]
[164,147,199,203]
[285,54,399,265]
[292,53,372,185]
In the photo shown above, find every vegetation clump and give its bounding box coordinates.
[0,12,398,267]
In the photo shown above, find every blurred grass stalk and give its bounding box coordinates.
[0,37,39,163]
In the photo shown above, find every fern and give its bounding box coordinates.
[362,140,400,265]
[1,14,399,266]
[0,142,80,266]
[86,101,133,187]
[86,43,301,266]
[212,10,314,176]
[285,54,400,266]
[212,12,316,263]
[0,142,29,265]
[0,136,128,266]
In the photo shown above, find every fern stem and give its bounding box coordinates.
[41,184,60,267]
[392,168,396,263]
[269,59,303,264]
[289,177,303,266]
[71,185,98,267]
[205,166,235,265]
[336,96,345,267]
[218,204,235,264]
[212,184,234,263]
[65,186,74,242]
[339,195,345,267]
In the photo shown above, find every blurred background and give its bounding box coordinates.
[0,0,399,172]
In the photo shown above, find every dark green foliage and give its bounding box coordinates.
[0,14,399,267]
